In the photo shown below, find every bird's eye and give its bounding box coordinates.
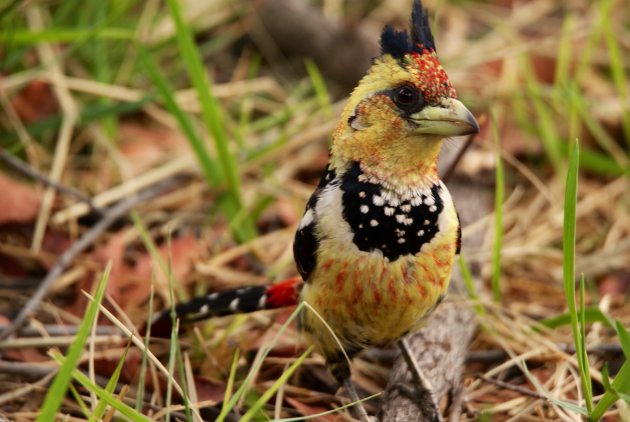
[392,85,423,112]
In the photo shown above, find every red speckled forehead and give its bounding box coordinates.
[406,48,456,104]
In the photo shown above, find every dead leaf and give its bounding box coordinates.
[71,232,204,315]
[0,172,41,224]
[118,123,189,175]
[285,396,340,421]
[599,271,630,301]
[193,377,227,403]
[258,197,300,232]
[3,347,48,363]
[132,233,204,300]
[40,228,72,267]
[92,351,141,384]
[10,80,58,123]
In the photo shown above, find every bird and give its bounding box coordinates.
[150,1,479,420]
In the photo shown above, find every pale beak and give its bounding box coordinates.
[409,98,479,136]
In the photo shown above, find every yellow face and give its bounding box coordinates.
[330,53,478,188]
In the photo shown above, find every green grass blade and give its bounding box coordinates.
[165,0,256,240]
[164,235,177,422]
[37,262,112,422]
[603,22,630,149]
[615,321,630,361]
[539,307,613,329]
[552,15,580,146]
[563,140,579,320]
[139,44,255,242]
[138,47,221,186]
[241,390,266,420]
[131,216,192,417]
[69,383,92,419]
[591,359,630,420]
[235,55,262,147]
[220,348,240,416]
[51,352,149,421]
[458,255,485,316]
[216,302,305,422]
[304,58,332,118]
[548,397,590,416]
[91,343,130,421]
[562,140,593,414]
[574,0,610,85]
[165,319,178,421]
[553,14,575,90]
[130,212,168,279]
[166,235,193,422]
[556,141,630,177]
[571,91,628,168]
[239,346,314,422]
[520,56,563,170]
[598,361,630,410]
[91,1,117,140]
[492,112,504,302]
[0,27,134,44]
[579,275,593,412]
[135,277,154,412]
[601,363,614,393]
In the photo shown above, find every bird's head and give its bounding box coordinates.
[331,0,479,187]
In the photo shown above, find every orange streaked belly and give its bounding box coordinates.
[300,227,456,358]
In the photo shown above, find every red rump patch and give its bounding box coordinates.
[264,277,302,308]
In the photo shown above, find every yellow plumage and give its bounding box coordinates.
[293,17,478,380]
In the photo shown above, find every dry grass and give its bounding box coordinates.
[0,0,629,420]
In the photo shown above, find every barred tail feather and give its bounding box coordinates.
[147,277,302,337]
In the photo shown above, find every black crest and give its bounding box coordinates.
[380,0,436,59]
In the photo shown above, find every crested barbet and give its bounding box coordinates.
[152,1,479,419]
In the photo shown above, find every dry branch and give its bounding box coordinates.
[0,324,120,337]
[476,374,548,401]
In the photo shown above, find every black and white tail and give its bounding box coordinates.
[147,277,302,336]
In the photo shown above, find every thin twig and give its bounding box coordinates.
[0,359,56,378]
[0,368,57,406]
[0,149,100,213]
[0,324,120,337]
[448,384,476,422]
[476,373,548,401]
[0,275,42,289]
[0,334,122,349]
[0,177,180,341]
